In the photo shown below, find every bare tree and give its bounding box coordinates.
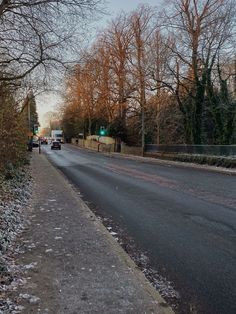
[161,0,236,144]
[147,29,173,144]
[103,13,133,122]
[0,0,104,82]
[91,42,115,123]
[128,5,157,153]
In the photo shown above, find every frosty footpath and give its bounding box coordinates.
[16,151,174,314]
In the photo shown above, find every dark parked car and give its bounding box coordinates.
[41,138,48,145]
[51,141,61,150]
[32,140,39,147]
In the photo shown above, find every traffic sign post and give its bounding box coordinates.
[38,138,41,154]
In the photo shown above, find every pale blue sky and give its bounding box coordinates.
[106,0,161,14]
[37,0,163,126]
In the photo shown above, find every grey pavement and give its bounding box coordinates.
[15,151,174,314]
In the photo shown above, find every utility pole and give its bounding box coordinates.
[38,139,41,154]
[156,101,160,145]
[27,96,31,131]
[27,96,33,151]
[234,56,236,99]
[141,104,145,156]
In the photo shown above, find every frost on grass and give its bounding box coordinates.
[19,294,40,305]
[23,262,38,271]
[0,166,32,313]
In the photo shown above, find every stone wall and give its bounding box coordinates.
[72,138,115,153]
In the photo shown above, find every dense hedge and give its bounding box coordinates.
[0,85,29,176]
[145,153,236,168]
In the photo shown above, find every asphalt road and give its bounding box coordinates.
[42,144,236,314]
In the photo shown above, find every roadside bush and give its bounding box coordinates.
[0,84,29,176]
[145,152,236,168]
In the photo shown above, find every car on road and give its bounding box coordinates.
[41,138,48,145]
[32,139,39,147]
[51,141,61,150]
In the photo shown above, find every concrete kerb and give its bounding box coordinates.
[70,143,236,176]
[110,153,236,175]
[80,201,174,314]
[40,152,175,314]
[77,199,175,314]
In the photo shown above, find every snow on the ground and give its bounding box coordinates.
[0,165,32,313]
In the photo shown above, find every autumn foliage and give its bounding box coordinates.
[62,1,236,146]
[0,84,29,174]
